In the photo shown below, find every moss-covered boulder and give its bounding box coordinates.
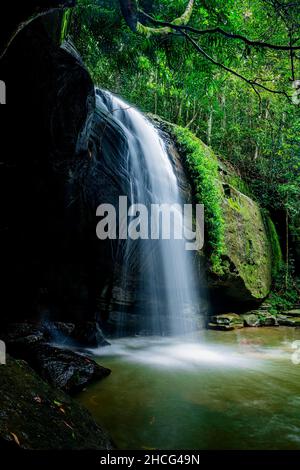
[215,172,273,303]
[0,356,113,450]
[242,313,261,327]
[150,117,281,308]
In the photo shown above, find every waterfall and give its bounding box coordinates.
[94,89,202,336]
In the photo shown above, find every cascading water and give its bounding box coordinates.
[95,89,202,336]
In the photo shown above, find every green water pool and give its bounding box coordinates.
[77,327,300,450]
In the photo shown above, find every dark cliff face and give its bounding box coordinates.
[0,10,142,332]
[0,1,76,57]
[0,13,99,326]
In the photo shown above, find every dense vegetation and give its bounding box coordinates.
[68,0,299,307]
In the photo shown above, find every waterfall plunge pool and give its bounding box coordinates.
[77,327,300,450]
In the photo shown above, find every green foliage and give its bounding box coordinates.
[268,265,300,314]
[61,9,72,43]
[227,174,252,198]
[264,216,283,276]
[169,125,225,274]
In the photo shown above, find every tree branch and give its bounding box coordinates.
[139,11,300,51]
[180,30,291,101]
[135,0,194,36]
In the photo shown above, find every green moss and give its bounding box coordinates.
[227,174,252,198]
[61,9,72,43]
[169,125,225,274]
[220,183,272,298]
[241,264,265,296]
[227,196,242,212]
[264,216,283,276]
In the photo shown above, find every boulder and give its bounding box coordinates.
[282,309,300,317]
[208,313,244,331]
[0,356,113,450]
[28,344,111,394]
[278,316,300,327]
[210,169,273,306]
[260,315,278,326]
[242,311,278,327]
[242,313,261,327]
[6,341,111,394]
[3,322,111,394]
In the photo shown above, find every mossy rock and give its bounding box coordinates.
[283,309,300,316]
[218,183,272,302]
[0,356,113,450]
[242,313,261,327]
[208,313,244,331]
[278,316,300,326]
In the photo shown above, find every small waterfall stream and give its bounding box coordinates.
[95,89,201,336]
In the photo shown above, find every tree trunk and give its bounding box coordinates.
[207,108,213,146]
[221,94,226,129]
[154,68,158,114]
[285,207,289,289]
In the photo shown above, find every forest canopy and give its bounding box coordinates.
[70,2,299,204]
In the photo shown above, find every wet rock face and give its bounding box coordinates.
[0,15,99,325]
[0,356,113,450]
[72,321,111,348]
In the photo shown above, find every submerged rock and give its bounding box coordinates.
[208,313,244,331]
[0,356,113,450]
